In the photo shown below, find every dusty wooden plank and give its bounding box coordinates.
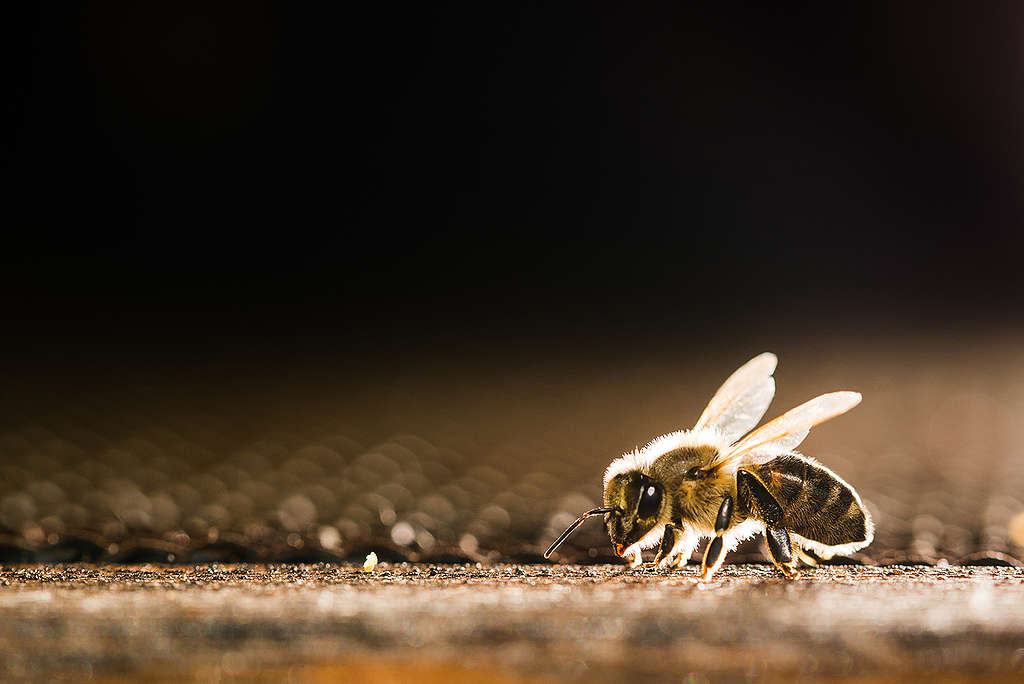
[1,564,1022,681]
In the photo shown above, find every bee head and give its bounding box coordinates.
[603,470,666,555]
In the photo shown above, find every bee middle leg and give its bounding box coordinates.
[700,494,733,581]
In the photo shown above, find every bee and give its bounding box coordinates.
[544,353,873,580]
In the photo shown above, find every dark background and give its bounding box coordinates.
[7,2,1024,367]
[3,3,1024,564]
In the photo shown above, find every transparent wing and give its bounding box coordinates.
[693,352,777,444]
[718,391,861,467]
[744,428,810,465]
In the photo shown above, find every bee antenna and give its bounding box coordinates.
[543,507,616,559]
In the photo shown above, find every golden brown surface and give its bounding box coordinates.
[1,563,1023,682]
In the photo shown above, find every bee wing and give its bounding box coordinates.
[745,428,810,465]
[693,352,777,444]
[718,391,861,467]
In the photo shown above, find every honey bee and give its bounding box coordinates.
[544,353,873,580]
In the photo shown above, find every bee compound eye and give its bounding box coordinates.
[636,479,662,519]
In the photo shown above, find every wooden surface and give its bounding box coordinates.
[1,563,1022,682]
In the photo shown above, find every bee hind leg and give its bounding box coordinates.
[765,526,800,580]
[737,469,800,580]
[794,545,819,567]
[700,494,733,581]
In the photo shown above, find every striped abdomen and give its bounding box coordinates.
[751,454,869,547]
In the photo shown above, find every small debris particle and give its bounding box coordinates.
[363,552,378,572]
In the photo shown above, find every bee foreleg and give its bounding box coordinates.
[654,524,679,567]
[654,524,696,570]
[700,494,733,581]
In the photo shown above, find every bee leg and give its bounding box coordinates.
[653,524,678,567]
[795,546,819,567]
[700,494,733,581]
[765,526,800,580]
[654,524,696,570]
[736,469,800,580]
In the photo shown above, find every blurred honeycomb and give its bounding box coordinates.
[1,341,1023,566]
